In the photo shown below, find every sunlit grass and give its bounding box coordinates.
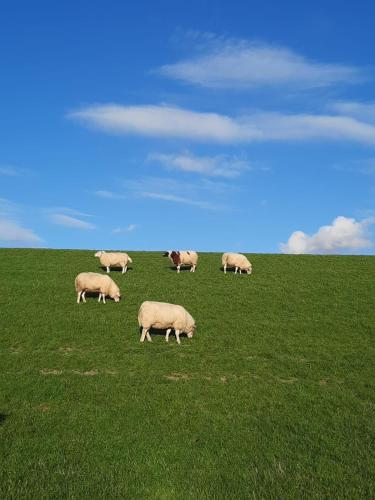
[1,249,374,498]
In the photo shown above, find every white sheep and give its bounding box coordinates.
[75,272,121,304]
[138,301,196,344]
[163,250,198,273]
[95,250,132,274]
[222,252,252,275]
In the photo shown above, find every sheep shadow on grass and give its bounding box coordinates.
[0,414,8,425]
[219,266,236,273]
[167,266,193,272]
[79,291,120,302]
[99,266,132,273]
[138,326,189,341]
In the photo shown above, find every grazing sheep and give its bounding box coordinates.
[138,301,196,344]
[75,272,121,304]
[95,250,132,274]
[222,252,252,275]
[163,250,198,273]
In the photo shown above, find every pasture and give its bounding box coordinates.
[0,249,374,499]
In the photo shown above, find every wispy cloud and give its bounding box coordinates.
[69,104,375,145]
[140,191,216,209]
[94,190,126,199]
[124,176,225,210]
[148,152,250,177]
[0,197,21,215]
[280,216,374,254]
[46,207,93,218]
[49,214,96,230]
[334,157,375,175]
[69,104,249,142]
[112,224,137,234]
[0,216,43,245]
[0,198,43,246]
[0,166,22,176]
[157,36,363,89]
[330,101,375,123]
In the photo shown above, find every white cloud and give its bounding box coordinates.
[46,207,92,218]
[148,152,250,177]
[0,199,43,246]
[330,101,375,123]
[0,166,20,176]
[245,112,375,143]
[94,190,126,199]
[0,197,21,215]
[69,104,375,145]
[0,216,43,245]
[112,224,137,234]
[140,191,216,209]
[69,104,253,142]
[334,157,375,175]
[158,38,362,89]
[123,176,225,210]
[0,165,30,177]
[280,216,374,254]
[49,214,96,230]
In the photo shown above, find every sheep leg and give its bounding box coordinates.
[82,292,86,303]
[239,269,242,275]
[98,293,102,303]
[77,291,82,303]
[122,265,127,274]
[235,267,238,274]
[146,331,152,342]
[102,294,106,304]
[140,328,148,342]
[106,266,110,273]
[177,265,181,273]
[224,264,227,274]
[193,265,196,272]
[175,329,181,344]
[166,328,172,342]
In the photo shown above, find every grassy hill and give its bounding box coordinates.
[1,249,374,499]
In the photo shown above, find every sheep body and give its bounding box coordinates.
[163,250,198,273]
[222,253,252,274]
[95,251,132,274]
[75,272,121,303]
[138,301,195,344]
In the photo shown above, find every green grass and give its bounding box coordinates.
[0,249,374,499]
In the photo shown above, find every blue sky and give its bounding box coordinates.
[1,0,375,253]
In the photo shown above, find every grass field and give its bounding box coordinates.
[0,249,374,499]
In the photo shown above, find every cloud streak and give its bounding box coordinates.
[123,176,225,210]
[140,191,216,209]
[112,224,137,233]
[49,214,96,230]
[69,104,249,142]
[280,216,374,254]
[330,101,375,123]
[69,104,375,145]
[94,190,126,200]
[0,217,43,245]
[148,152,250,177]
[158,37,363,89]
[0,166,21,176]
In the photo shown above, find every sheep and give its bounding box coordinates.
[163,250,198,273]
[138,301,196,344]
[95,250,132,274]
[222,252,252,275]
[75,272,121,304]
